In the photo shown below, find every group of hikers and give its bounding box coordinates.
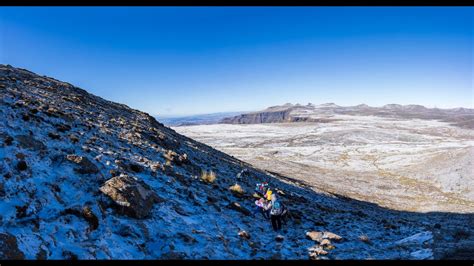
[253,181,289,232]
[235,168,289,232]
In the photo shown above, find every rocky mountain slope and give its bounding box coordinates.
[220,103,474,129]
[1,64,473,260]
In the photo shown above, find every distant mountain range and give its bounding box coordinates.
[219,103,474,129]
[157,112,245,126]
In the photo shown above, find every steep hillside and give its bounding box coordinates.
[0,65,473,260]
[220,103,474,129]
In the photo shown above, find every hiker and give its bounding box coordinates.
[265,188,273,201]
[237,168,248,180]
[254,198,270,219]
[268,194,284,231]
[254,182,268,198]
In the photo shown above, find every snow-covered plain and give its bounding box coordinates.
[176,115,474,213]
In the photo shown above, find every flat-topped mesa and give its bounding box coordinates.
[382,104,403,109]
[219,102,474,128]
[354,104,370,108]
[315,103,340,108]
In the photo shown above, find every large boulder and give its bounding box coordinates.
[308,245,328,259]
[0,233,25,259]
[99,175,162,219]
[66,155,99,174]
[229,183,245,196]
[306,231,343,243]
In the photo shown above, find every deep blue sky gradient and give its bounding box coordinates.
[1,7,472,116]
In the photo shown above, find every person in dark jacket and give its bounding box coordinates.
[267,194,283,231]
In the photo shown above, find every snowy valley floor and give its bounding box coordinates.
[175,116,474,214]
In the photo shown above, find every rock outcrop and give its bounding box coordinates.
[219,103,474,129]
[100,175,162,218]
[0,233,25,259]
[66,155,99,174]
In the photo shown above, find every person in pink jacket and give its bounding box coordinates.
[254,198,270,219]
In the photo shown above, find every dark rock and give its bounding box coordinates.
[129,163,143,173]
[173,205,189,216]
[48,132,61,140]
[51,184,61,193]
[16,135,46,151]
[86,136,98,145]
[207,196,218,204]
[383,223,399,230]
[60,205,98,232]
[16,160,28,171]
[169,171,191,186]
[0,233,25,259]
[175,153,188,166]
[109,169,121,177]
[69,134,80,144]
[82,205,99,232]
[177,232,197,244]
[36,248,47,260]
[4,135,14,146]
[15,204,28,218]
[99,175,163,219]
[66,155,99,174]
[227,202,251,216]
[45,107,65,118]
[275,235,284,242]
[116,224,139,238]
[55,123,71,133]
[62,250,78,260]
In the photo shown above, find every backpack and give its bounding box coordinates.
[271,200,283,215]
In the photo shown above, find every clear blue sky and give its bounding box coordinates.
[1,7,472,116]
